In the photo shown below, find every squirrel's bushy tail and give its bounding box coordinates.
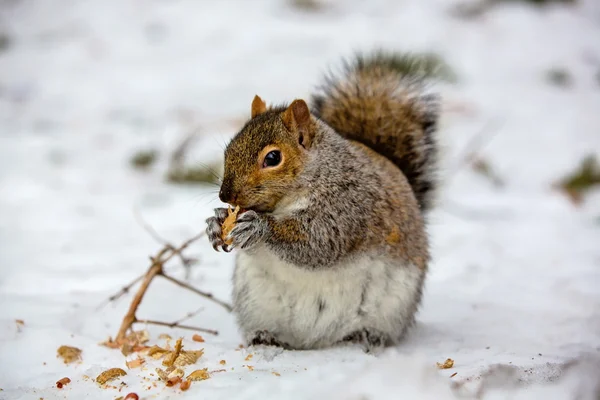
[311,51,440,212]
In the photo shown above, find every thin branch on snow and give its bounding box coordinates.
[160,274,232,312]
[133,207,171,245]
[115,252,165,343]
[95,275,145,311]
[135,319,218,336]
[133,207,199,280]
[448,118,504,179]
[101,230,231,346]
[170,306,205,326]
[439,118,511,221]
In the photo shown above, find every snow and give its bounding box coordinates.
[1,0,600,399]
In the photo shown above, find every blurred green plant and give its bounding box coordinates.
[557,155,600,205]
[546,67,573,88]
[290,0,323,12]
[166,162,222,185]
[0,33,11,53]
[471,158,505,187]
[130,149,158,169]
[452,0,576,19]
[503,0,575,3]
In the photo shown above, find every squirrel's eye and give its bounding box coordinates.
[262,150,281,168]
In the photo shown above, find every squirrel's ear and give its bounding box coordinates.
[251,95,267,118]
[282,99,313,148]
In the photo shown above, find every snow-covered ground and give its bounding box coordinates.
[1,0,600,399]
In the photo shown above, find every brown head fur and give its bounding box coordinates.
[220,96,316,213]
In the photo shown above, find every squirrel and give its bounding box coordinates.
[206,52,439,352]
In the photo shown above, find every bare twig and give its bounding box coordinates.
[438,118,508,221]
[133,207,170,245]
[115,254,165,343]
[171,307,205,326]
[103,230,231,347]
[135,319,218,336]
[160,273,232,312]
[133,207,198,279]
[447,118,504,179]
[175,307,204,324]
[95,274,144,311]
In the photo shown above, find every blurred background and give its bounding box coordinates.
[0,0,599,396]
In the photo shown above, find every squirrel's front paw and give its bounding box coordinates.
[205,207,229,251]
[227,210,268,251]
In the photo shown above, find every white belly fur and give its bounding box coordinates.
[232,245,423,349]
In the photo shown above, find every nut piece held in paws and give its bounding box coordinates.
[221,206,240,245]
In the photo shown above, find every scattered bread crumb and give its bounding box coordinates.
[56,377,71,389]
[162,338,183,367]
[187,368,210,381]
[450,372,458,378]
[158,334,172,340]
[272,372,280,377]
[180,380,191,391]
[174,349,204,367]
[96,368,127,385]
[147,345,169,359]
[57,346,82,364]
[219,360,226,365]
[166,376,181,387]
[155,368,168,381]
[246,365,254,371]
[131,330,150,344]
[245,354,253,361]
[101,330,150,352]
[192,334,205,342]
[120,343,134,356]
[437,358,454,369]
[168,368,184,379]
[125,358,145,369]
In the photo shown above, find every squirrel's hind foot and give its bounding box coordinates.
[248,330,291,350]
[341,328,390,354]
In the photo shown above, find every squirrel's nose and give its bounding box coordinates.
[219,185,236,204]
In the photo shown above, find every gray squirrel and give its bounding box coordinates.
[206,52,438,352]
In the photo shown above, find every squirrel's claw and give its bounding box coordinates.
[206,207,230,252]
[227,210,267,251]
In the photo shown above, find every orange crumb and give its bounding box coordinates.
[56,377,71,389]
[192,334,205,342]
[166,376,181,387]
